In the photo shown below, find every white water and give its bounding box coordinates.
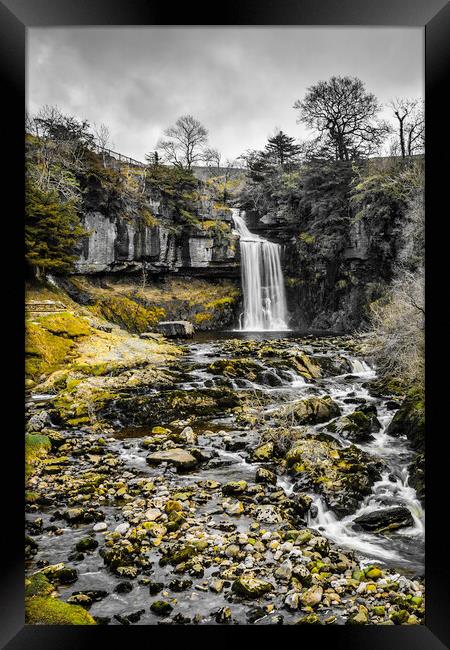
[232,209,289,331]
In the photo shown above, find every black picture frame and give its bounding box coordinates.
[1,0,448,647]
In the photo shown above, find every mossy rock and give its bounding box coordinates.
[25,596,96,624]
[386,387,424,452]
[91,294,165,334]
[25,434,51,480]
[286,437,383,516]
[25,321,75,380]
[275,396,341,426]
[38,312,91,338]
[231,576,273,599]
[25,573,54,598]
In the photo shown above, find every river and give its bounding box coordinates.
[25,330,425,625]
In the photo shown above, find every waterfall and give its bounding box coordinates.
[232,209,289,331]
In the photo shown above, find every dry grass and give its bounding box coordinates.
[366,266,424,389]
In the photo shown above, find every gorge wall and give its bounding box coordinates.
[71,155,422,333]
[76,201,239,278]
[240,159,422,332]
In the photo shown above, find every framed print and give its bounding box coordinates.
[0,0,448,647]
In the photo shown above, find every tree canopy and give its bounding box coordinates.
[294,76,389,161]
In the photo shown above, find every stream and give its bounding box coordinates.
[25,331,425,625]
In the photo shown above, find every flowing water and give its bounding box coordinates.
[26,333,424,624]
[232,209,289,331]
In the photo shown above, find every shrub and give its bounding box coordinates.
[366,267,424,390]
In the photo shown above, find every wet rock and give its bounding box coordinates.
[115,582,133,594]
[179,426,197,445]
[255,467,277,485]
[275,559,293,582]
[169,579,193,592]
[291,493,312,516]
[232,575,273,599]
[209,579,225,593]
[115,522,131,534]
[300,585,323,607]
[252,441,274,461]
[327,409,380,442]
[93,522,108,532]
[149,582,164,596]
[27,411,51,433]
[146,448,198,471]
[222,498,245,516]
[276,396,341,425]
[71,590,108,603]
[62,508,105,525]
[222,480,248,495]
[284,591,300,610]
[75,537,99,552]
[386,389,424,452]
[214,607,232,624]
[41,563,78,585]
[286,438,383,516]
[353,507,414,533]
[253,505,282,524]
[295,614,322,625]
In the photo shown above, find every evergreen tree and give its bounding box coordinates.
[264,131,301,166]
[25,181,86,274]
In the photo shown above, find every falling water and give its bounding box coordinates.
[232,209,289,331]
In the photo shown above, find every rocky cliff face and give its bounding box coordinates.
[74,163,240,278]
[76,204,239,277]
[240,160,420,332]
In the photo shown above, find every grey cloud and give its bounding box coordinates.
[27,27,423,161]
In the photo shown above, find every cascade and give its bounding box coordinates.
[232,209,289,331]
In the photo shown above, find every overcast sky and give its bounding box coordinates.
[27,27,423,162]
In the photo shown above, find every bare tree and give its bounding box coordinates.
[294,76,390,161]
[204,147,222,175]
[157,114,208,170]
[390,98,424,158]
[93,123,113,166]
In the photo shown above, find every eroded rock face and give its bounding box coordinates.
[76,211,239,277]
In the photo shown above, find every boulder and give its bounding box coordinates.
[300,585,323,607]
[146,448,198,471]
[276,396,341,426]
[327,408,380,442]
[286,438,383,516]
[352,507,414,533]
[232,576,273,599]
[255,467,277,485]
[156,321,194,338]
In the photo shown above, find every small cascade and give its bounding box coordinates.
[232,208,289,331]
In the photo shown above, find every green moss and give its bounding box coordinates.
[25,321,75,380]
[25,573,54,598]
[299,231,316,245]
[91,295,165,333]
[25,434,51,480]
[204,296,237,310]
[38,312,91,338]
[25,596,96,625]
[141,209,160,227]
[194,312,213,324]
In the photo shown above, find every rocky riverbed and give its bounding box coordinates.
[25,332,424,626]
